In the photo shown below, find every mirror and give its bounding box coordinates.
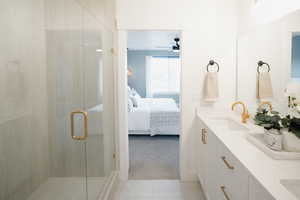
[291,33,300,82]
[237,7,300,113]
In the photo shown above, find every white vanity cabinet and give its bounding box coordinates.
[196,120,222,200]
[196,120,207,187]
[204,129,222,200]
[217,141,249,200]
[196,117,275,200]
[249,176,275,200]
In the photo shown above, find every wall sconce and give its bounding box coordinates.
[127,68,133,77]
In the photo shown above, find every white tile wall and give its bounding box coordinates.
[0,0,49,199]
[0,0,116,199]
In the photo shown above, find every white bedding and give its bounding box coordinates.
[151,98,178,111]
[128,102,150,131]
[128,98,180,135]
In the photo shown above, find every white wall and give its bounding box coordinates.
[116,0,238,180]
[237,0,300,113]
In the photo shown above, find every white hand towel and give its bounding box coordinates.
[257,72,273,100]
[204,72,219,102]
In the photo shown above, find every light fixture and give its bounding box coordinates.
[172,38,180,53]
[252,0,300,24]
[127,68,133,76]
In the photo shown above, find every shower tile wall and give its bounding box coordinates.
[0,0,116,199]
[0,0,49,200]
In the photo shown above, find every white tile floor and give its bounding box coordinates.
[27,177,105,200]
[112,180,206,200]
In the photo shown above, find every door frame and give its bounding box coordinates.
[115,29,184,180]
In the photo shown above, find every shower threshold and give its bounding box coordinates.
[27,177,105,200]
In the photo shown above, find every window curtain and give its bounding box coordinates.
[146,56,181,97]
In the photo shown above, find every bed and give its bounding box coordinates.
[128,97,181,135]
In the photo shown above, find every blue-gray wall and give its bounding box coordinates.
[127,50,179,98]
[292,36,300,78]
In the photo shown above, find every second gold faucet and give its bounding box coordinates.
[231,101,250,123]
[258,101,273,112]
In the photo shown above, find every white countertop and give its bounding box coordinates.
[197,108,300,200]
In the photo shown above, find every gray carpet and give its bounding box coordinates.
[129,135,180,180]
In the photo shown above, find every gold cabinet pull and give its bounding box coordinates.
[220,186,231,200]
[201,129,207,144]
[70,110,88,140]
[221,156,234,170]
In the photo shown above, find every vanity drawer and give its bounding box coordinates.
[217,142,249,200]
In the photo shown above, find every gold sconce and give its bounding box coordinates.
[127,68,133,77]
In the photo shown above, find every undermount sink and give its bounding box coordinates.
[281,179,300,199]
[209,117,250,132]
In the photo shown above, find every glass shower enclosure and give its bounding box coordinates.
[0,0,115,200]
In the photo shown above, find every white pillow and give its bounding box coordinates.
[131,88,141,99]
[127,86,132,96]
[129,95,138,107]
[128,98,133,112]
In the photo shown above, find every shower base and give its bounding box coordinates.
[27,177,105,200]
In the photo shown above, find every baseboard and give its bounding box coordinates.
[99,171,119,200]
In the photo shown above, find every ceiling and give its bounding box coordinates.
[127,31,181,51]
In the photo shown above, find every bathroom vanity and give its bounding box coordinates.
[196,110,300,200]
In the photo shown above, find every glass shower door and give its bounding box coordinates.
[46,1,94,200]
[46,3,88,198]
[47,1,115,199]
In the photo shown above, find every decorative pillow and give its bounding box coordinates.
[131,88,141,99]
[127,86,132,96]
[129,95,138,107]
[128,98,133,112]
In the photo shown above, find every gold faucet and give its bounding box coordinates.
[258,101,273,112]
[231,101,250,123]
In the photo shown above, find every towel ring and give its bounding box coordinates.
[257,60,270,73]
[206,60,220,72]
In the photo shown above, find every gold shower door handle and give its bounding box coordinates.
[70,110,88,140]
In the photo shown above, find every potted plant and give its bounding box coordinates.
[254,108,283,151]
[281,115,300,152]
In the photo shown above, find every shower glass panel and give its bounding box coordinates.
[46,0,88,199]
[0,0,115,199]
[82,10,115,200]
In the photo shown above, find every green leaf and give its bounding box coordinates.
[271,111,279,115]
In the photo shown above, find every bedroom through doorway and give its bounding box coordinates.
[127,31,182,180]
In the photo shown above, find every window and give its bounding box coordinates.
[291,34,300,82]
[146,56,181,97]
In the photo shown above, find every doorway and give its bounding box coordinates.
[126,31,182,179]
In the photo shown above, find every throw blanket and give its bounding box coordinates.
[150,111,181,136]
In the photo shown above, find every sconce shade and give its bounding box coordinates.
[127,68,133,76]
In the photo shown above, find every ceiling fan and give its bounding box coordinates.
[172,37,180,52]
[155,37,180,52]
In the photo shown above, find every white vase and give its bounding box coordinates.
[263,129,283,151]
[282,130,300,152]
